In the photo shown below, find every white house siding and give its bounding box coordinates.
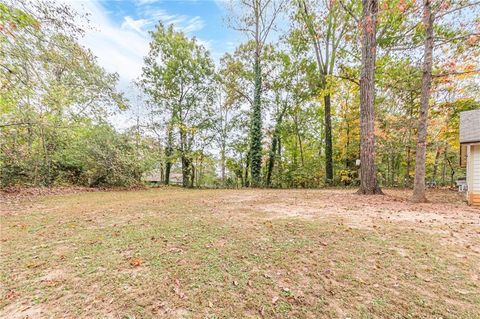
[466,144,480,205]
[467,145,472,190]
[460,109,480,205]
[473,145,480,192]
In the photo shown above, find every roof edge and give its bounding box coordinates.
[461,140,480,145]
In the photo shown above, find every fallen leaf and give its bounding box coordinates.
[5,289,17,300]
[130,257,143,267]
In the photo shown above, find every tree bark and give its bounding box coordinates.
[432,145,441,182]
[447,157,454,187]
[442,140,448,184]
[244,151,250,187]
[298,0,336,186]
[266,103,288,187]
[249,1,263,187]
[412,0,434,202]
[293,114,304,167]
[221,144,226,186]
[250,52,263,187]
[179,129,192,188]
[220,107,228,187]
[324,94,333,184]
[358,0,382,195]
[266,134,278,187]
[181,155,191,188]
[345,120,350,169]
[405,145,411,186]
[164,125,173,185]
[190,162,195,188]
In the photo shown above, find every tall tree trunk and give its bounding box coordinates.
[237,154,244,188]
[266,135,278,187]
[442,140,448,184]
[293,115,305,167]
[266,105,287,187]
[180,130,191,188]
[249,2,263,188]
[181,156,191,188]
[191,162,195,188]
[387,154,391,186]
[405,145,412,186]
[220,109,228,187]
[404,99,414,187]
[412,0,434,202]
[164,125,173,185]
[221,144,226,186]
[298,133,305,167]
[345,120,350,169]
[165,161,171,185]
[40,125,51,186]
[324,94,333,184]
[250,52,263,187]
[298,0,335,186]
[244,151,250,187]
[448,158,454,187]
[358,0,382,195]
[391,154,396,185]
[432,145,441,182]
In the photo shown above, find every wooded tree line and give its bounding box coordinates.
[1,0,479,201]
[0,0,155,187]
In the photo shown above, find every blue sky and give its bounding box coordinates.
[102,0,237,56]
[65,0,240,90]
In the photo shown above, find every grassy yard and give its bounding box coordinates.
[1,188,479,318]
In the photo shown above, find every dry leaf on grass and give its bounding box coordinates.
[130,257,143,267]
[5,290,17,300]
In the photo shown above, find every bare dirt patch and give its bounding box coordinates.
[214,188,480,251]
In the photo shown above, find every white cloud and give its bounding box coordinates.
[58,0,149,88]
[60,0,218,130]
[60,1,205,87]
[147,9,205,34]
[181,16,205,33]
[121,16,150,35]
[59,1,210,89]
[117,8,206,37]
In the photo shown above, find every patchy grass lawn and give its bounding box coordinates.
[1,188,479,318]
